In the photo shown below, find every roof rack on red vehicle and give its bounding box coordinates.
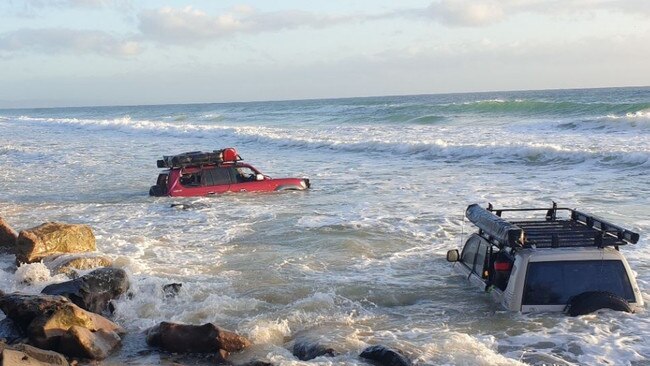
[156,147,242,168]
[466,202,639,250]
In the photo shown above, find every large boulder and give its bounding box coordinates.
[0,293,124,359]
[359,345,413,366]
[0,342,69,366]
[41,267,129,314]
[15,223,95,264]
[0,217,17,250]
[146,322,251,353]
[43,253,113,277]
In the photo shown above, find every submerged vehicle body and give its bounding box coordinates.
[447,203,644,315]
[149,148,310,197]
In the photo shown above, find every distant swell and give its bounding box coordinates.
[12,115,649,169]
[440,100,650,117]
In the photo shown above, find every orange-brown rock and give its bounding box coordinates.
[145,322,250,353]
[0,217,17,250]
[15,223,96,264]
[27,301,124,350]
[58,326,121,360]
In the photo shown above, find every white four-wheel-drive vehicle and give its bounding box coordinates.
[447,203,644,315]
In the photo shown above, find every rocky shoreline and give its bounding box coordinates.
[0,217,413,366]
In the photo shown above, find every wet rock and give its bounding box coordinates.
[0,293,70,329]
[15,223,96,264]
[162,283,182,298]
[0,293,124,358]
[0,318,25,344]
[359,345,413,366]
[292,340,338,361]
[44,253,113,277]
[27,301,124,350]
[0,217,17,250]
[58,326,121,360]
[41,267,129,313]
[146,322,251,353]
[0,342,69,366]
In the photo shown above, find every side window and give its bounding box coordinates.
[180,172,201,187]
[473,240,489,276]
[202,168,232,186]
[460,236,480,268]
[233,167,257,183]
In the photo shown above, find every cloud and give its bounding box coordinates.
[0,28,141,57]
[415,0,650,27]
[425,1,505,26]
[137,6,353,44]
[19,0,130,8]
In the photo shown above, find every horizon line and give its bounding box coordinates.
[1,84,649,111]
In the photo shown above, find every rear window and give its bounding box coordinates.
[523,260,635,305]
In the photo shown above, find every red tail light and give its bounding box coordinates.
[494,261,512,271]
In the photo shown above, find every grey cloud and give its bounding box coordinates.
[138,6,353,44]
[0,28,141,57]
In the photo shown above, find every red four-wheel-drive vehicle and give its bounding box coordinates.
[149,148,310,197]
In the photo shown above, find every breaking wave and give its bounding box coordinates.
[12,114,648,169]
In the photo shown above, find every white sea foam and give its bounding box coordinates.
[606,109,650,120]
[14,262,52,285]
[246,319,292,344]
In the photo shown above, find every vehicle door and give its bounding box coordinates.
[459,234,490,290]
[228,166,268,193]
[200,166,232,195]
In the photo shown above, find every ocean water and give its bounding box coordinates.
[0,86,649,365]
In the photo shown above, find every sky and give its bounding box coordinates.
[1,0,649,108]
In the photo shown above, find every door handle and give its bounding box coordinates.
[239,189,247,192]
[207,192,215,195]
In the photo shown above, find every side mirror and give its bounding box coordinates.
[446,249,459,262]
[256,174,265,181]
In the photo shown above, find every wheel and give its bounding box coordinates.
[149,185,165,196]
[565,291,632,316]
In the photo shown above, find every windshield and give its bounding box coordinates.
[522,260,635,305]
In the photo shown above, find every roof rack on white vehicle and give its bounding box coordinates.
[466,202,639,250]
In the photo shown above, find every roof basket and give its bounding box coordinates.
[466,203,639,249]
[156,147,242,169]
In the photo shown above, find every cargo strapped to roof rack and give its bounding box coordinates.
[157,148,241,168]
[465,203,639,249]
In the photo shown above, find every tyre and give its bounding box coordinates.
[565,291,632,316]
[149,185,165,197]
